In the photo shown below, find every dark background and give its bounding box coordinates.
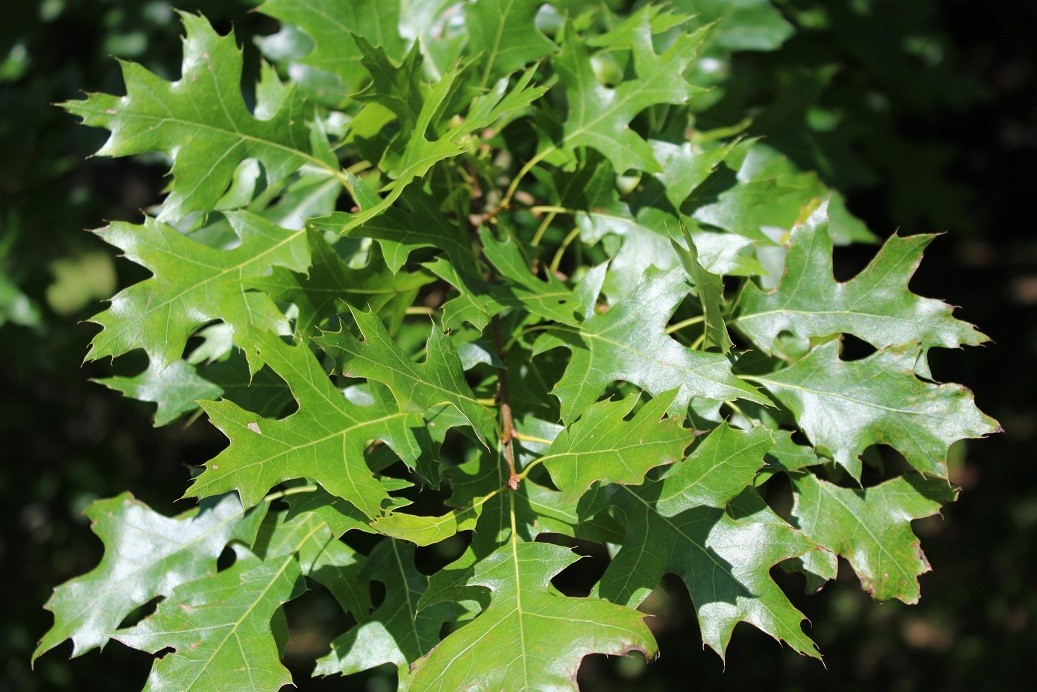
[2,1,1033,689]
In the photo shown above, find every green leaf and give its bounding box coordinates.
[651,138,740,211]
[97,360,222,427]
[63,13,318,222]
[88,213,309,371]
[188,330,425,515]
[535,267,769,423]
[115,549,305,691]
[479,227,599,326]
[315,540,458,677]
[313,66,546,235]
[554,14,707,173]
[254,509,371,618]
[750,340,1000,479]
[284,487,376,539]
[34,493,247,662]
[467,0,557,84]
[598,485,819,660]
[355,37,429,134]
[540,390,695,502]
[45,2,1002,683]
[410,540,657,690]
[576,204,764,301]
[672,224,734,353]
[248,229,431,337]
[674,0,793,51]
[655,423,775,511]
[735,202,987,371]
[791,474,957,603]
[318,307,498,445]
[258,0,407,88]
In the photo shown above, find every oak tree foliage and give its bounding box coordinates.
[36,2,998,689]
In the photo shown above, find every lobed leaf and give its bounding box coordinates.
[410,541,657,690]
[535,266,769,423]
[735,202,987,374]
[791,473,957,603]
[87,213,309,371]
[751,340,1000,480]
[63,13,317,222]
[34,493,249,662]
[188,330,426,515]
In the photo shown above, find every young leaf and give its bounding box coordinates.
[672,225,734,353]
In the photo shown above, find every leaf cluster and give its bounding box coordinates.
[36,2,998,689]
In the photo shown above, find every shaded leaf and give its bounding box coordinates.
[319,307,497,445]
[249,229,431,337]
[315,540,458,677]
[97,360,222,427]
[598,485,818,660]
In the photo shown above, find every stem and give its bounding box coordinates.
[492,316,520,490]
[665,315,706,334]
[722,400,748,420]
[263,484,318,503]
[501,145,556,211]
[689,333,707,350]
[405,306,438,316]
[530,211,557,247]
[531,205,572,215]
[344,160,372,175]
[549,227,581,273]
[513,431,554,446]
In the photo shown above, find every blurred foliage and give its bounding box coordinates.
[1,0,1033,689]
